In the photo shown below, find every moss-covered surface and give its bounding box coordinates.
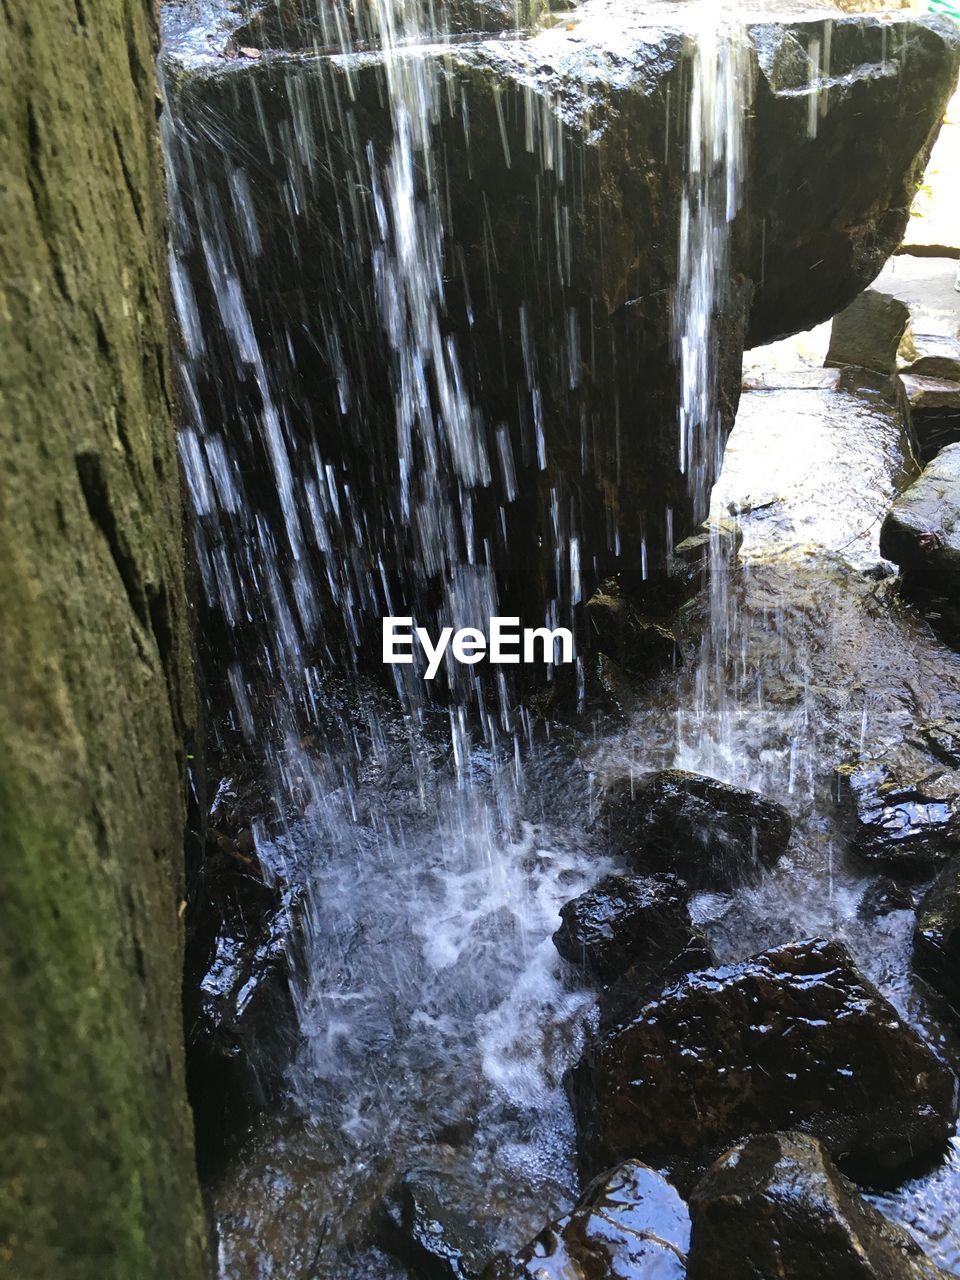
[0,3,208,1276]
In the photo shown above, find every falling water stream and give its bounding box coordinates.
[160,3,960,1276]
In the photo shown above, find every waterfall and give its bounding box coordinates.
[673,13,753,781]
[160,5,599,1264]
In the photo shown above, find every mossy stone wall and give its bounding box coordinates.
[0,3,208,1276]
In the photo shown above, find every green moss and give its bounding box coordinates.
[0,3,207,1276]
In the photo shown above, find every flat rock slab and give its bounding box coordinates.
[572,938,957,1191]
[483,1160,689,1280]
[826,289,910,375]
[601,770,791,890]
[687,1132,952,1280]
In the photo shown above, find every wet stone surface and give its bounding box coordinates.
[688,1132,951,1280]
[572,938,958,1192]
[915,860,960,1023]
[834,759,960,876]
[552,872,710,984]
[382,1168,496,1280]
[483,1159,689,1280]
[601,769,792,890]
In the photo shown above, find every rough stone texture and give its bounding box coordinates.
[880,442,960,610]
[914,858,960,1019]
[0,3,208,1277]
[383,1168,496,1280]
[601,770,792,889]
[571,938,957,1191]
[553,872,709,984]
[745,17,960,346]
[483,1160,689,1280]
[583,590,679,679]
[687,1132,951,1280]
[826,290,911,375]
[833,759,960,875]
[185,843,299,1161]
[160,5,960,633]
[900,374,960,465]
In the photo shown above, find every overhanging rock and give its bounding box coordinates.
[161,2,960,636]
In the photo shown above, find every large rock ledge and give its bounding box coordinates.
[0,2,207,1276]
[161,2,960,632]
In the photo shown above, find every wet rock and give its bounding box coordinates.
[235,0,546,51]
[881,442,960,590]
[687,1132,951,1280]
[162,8,960,629]
[184,846,299,1160]
[571,938,957,1191]
[901,374,960,465]
[553,872,709,984]
[663,518,744,607]
[601,770,791,890]
[900,334,960,384]
[483,1160,689,1280]
[592,654,642,723]
[826,290,911,376]
[383,1168,494,1280]
[584,588,679,679]
[858,876,914,920]
[833,759,960,875]
[914,859,960,1018]
[919,717,960,769]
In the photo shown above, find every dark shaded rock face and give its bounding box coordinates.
[601,770,791,889]
[584,589,679,680]
[881,442,960,605]
[483,1160,689,1280]
[572,938,957,1191]
[858,876,914,921]
[382,1168,495,1280]
[687,1132,950,1280]
[834,759,960,875]
[185,845,299,1161]
[553,872,710,984]
[914,860,960,1020]
[161,6,960,636]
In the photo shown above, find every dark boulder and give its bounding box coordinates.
[914,859,960,1019]
[553,872,710,986]
[601,770,791,890]
[571,938,957,1191]
[382,1168,495,1280]
[687,1132,951,1280]
[833,760,960,875]
[483,1160,689,1280]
